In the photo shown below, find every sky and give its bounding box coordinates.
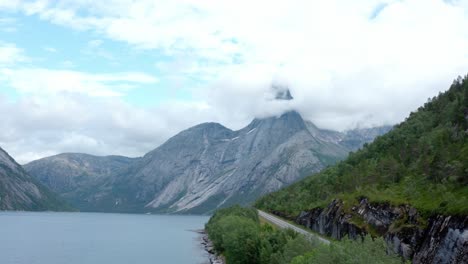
[0,0,467,163]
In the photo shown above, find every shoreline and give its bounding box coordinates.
[196,230,225,264]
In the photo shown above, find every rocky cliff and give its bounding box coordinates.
[0,147,70,211]
[293,198,467,263]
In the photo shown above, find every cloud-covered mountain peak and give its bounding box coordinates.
[271,84,294,101]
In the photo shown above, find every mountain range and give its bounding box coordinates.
[23,98,391,213]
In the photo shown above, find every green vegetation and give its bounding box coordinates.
[206,206,403,264]
[256,76,468,217]
[290,237,403,264]
[206,206,310,264]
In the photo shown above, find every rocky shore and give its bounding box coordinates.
[197,230,224,264]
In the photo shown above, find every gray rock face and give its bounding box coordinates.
[0,147,69,211]
[413,215,468,264]
[296,199,365,240]
[294,198,468,263]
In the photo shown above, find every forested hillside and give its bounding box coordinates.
[205,206,401,264]
[256,75,468,218]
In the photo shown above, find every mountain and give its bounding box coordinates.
[24,153,137,194]
[95,111,350,214]
[43,112,387,214]
[0,147,71,211]
[24,153,138,208]
[256,76,468,263]
[25,89,391,214]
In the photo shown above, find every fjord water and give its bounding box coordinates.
[0,212,209,264]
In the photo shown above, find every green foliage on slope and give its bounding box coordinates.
[256,76,468,217]
[290,237,403,264]
[206,206,314,264]
[206,206,403,264]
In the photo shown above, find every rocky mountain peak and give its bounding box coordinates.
[187,122,232,134]
[248,111,307,133]
[271,84,293,100]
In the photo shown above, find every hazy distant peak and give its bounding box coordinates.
[188,122,231,132]
[271,84,293,100]
[248,110,304,128]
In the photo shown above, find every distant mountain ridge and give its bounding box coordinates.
[24,153,138,193]
[0,147,70,211]
[26,109,391,214]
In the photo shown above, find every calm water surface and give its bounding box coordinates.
[0,212,209,264]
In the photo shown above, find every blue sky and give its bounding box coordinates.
[0,0,467,163]
[0,13,198,106]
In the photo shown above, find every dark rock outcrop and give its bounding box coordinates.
[271,85,294,100]
[292,198,467,263]
[296,200,365,240]
[413,215,468,264]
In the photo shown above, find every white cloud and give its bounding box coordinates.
[29,1,464,86]
[0,42,26,65]
[4,1,468,83]
[0,0,468,161]
[1,68,158,97]
[0,92,223,164]
[0,17,18,32]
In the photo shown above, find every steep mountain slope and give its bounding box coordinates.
[85,111,351,213]
[0,147,71,211]
[256,76,468,263]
